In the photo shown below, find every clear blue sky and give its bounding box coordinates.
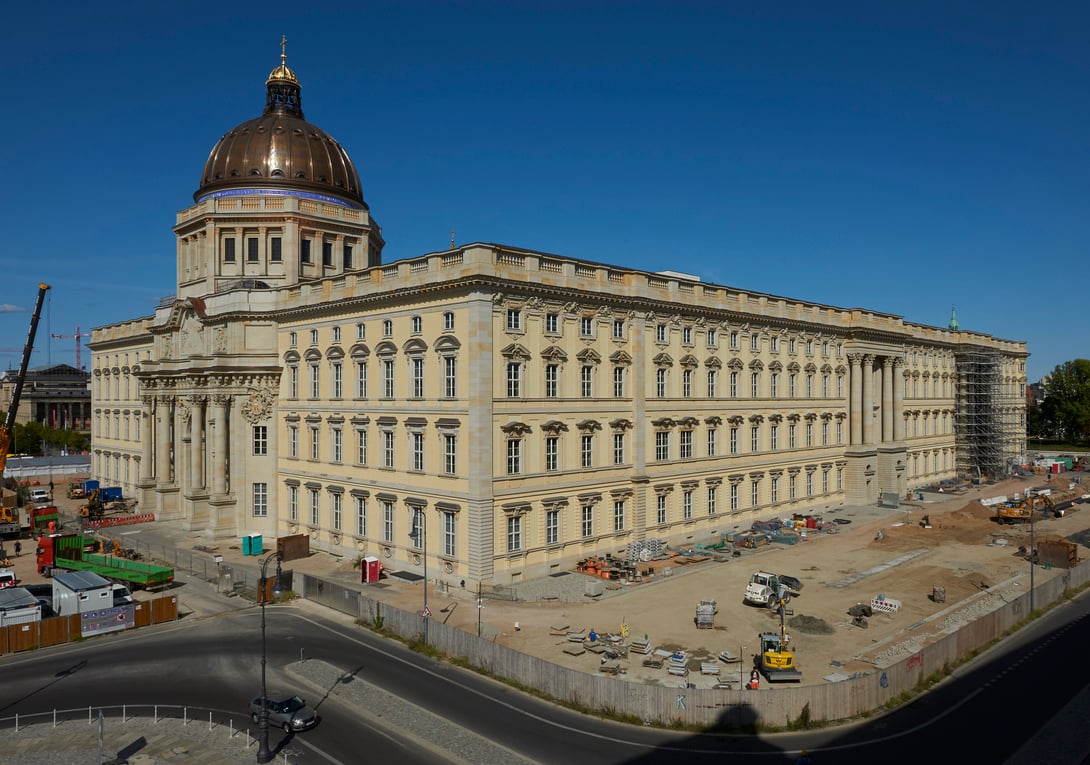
[2,1,1086,382]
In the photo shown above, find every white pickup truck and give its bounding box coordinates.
[744,571,803,607]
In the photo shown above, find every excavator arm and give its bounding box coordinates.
[0,283,51,481]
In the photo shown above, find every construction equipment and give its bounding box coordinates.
[995,492,1054,524]
[67,482,86,500]
[36,533,174,589]
[755,598,802,682]
[0,283,50,537]
[744,571,803,607]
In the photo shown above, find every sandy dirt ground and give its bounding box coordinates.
[5,474,1087,691]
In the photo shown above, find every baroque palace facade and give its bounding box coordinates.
[90,49,1027,586]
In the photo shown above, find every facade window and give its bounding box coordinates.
[444,434,457,475]
[614,500,625,531]
[357,429,367,464]
[655,324,667,343]
[382,359,395,397]
[789,373,797,397]
[332,428,343,462]
[655,431,670,461]
[383,501,394,543]
[309,488,320,526]
[444,356,457,397]
[751,480,759,508]
[580,316,594,337]
[729,427,738,454]
[790,473,797,500]
[247,237,259,262]
[707,428,717,456]
[771,475,779,503]
[822,375,830,398]
[411,358,424,398]
[545,364,559,398]
[770,424,779,451]
[383,319,393,337]
[507,515,522,551]
[683,490,693,519]
[581,434,593,468]
[546,510,559,545]
[443,511,456,557]
[332,362,343,398]
[545,312,559,334]
[507,439,522,474]
[252,483,268,516]
[224,238,236,262]
[707,485,717,514]
[506,309,521,331]
[680,430,693,459]
[355,496,367,536]
[730,483,739,511]
[729,370,738,397]
[356,323,366,340]
[310,329,318,345]
[613,366,625,398]
[332,326,341,343]
[322,241,333,266]
[822,468,830,493]
[806,340,814,355]
[444,311,455,330]
[656,368,667,398]
[506,362,522,397]
[356,361,368,398]
[836,421,843,444]
[331,493,342,531]
[837,466,844,489]
[750,371,760,397]
[308,363,320,398]
[613,319,624,339]
[582,506,594,537]
[729,331,739,349]
[580,366,593,397]
[271,237,282,262]
[806,423,814,446]
[822,422,829,445]
[613,433,625,465]
[383,431,395,468]
[770,373,779,398]
[288,425,298,458]
[300,239,311,263]
[545,437,558,472]
[289,332,297,348]
[806,472,814,496]
[343,243,353,269]
[707,370,717,398]
[288,485,298,521]
[750,334,760,351]
[411,315,422,334]
[656,494,667,525]
[253,425,268,455]
[309,426,319,460]
[682,327,692,345]
[806,374,814,398]
[788,338,796,353]
[750,426,759,452]
[411,432,424,471]
[789,423,797,448]
[770,336,779,352]
[682,369,692,398]
[707,328,717,347]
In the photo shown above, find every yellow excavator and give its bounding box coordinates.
[756,597,802,682]
[995,493,1054,524]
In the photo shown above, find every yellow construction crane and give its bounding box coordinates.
[0,283,52,482]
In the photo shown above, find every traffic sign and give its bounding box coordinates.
[421,605,432,619]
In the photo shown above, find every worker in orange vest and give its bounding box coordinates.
[748,668,760,690]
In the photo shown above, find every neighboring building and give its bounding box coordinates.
[0,364,91,433]
[90,48,1028,587]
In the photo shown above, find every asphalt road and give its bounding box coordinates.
[1,593,1088,764]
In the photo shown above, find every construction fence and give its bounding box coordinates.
[0,595,178,655]
[298,558,1090,728]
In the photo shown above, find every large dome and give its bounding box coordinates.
[196,43,365,208]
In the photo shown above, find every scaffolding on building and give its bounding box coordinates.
[955,348,1022,481]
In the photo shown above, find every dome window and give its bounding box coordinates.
[271,169,284,178]
[250,169,262,176]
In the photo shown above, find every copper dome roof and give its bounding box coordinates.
[196,41,365,208]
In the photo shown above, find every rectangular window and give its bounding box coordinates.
[247,237,259,262]
[506,363,521,397]
[790,474,797,499]
[655,431,670,461]
[383,431,395,468]
[332,493,342,531]
[680,430,693,459]
[707,370,717,398]
[751,480,759,508]
[770,336,779,352]
[270,237,282,262]
[750,371,759,397]
[707,486,717,515]
[682,327,692,345]
[507,439,522,474]
[309,488,320,526]
[581,434,593,468]
[301,239,311,263]
[806,423,814,446]
[656,494,667,525]
[789,374,797,397]
[581,505,593,537]
[682,490,693,519]
[822,375,830,398]
[822,469,830,493]
[309,426,319,460]
[444,312,455,331]
[770,373,779,398]
[614,500,625,531]
[288,425,298,458]
[789,423,797,448]
[253,425,268,455]
[545,510,559,545]
[613,433,625,465]
[443,511,456,557]
[506,309,521,331]
[411,432,424,471]
[411,358,424,398]
[613,367,624,397]
[444,356,457,397]
[806,375,814,398]
[682,369,692,398]
[383,319,393,337]
[730,331,739,349]
[613,319,624,339]
[545,313,559,334]
[822,422,829,446]
[411,315,422,334]
[332,362,343,398]
[771,476,780,503]
[729,371,738,397]
[355,496,367,536]
[357,429,367,464]
[356,361,368,398]
[343,243,353,269]
[656,324,667,343]
[224,238,236,262]
[333,326,341,343]
[444,434,456,475]
[707,428,717,456]
[836,421,843,444]
[545,437,558,472]
[751,425,759,452]
[580,366,593,397]
[382,359,394,398]
[751,334,760,351]
[507,515,522,551]
[729,427,738,454]
[770,424,778,451]
[580,316,594,337]
[322,241,333,267]
[288,485,298,522]
[332,428,343,462]
[806,472,814,496]
[730,483,739,511]
[707,329,717,347]
[309,363,320,398]
[656,368,667,398]
[252,483,268,516]
[545,364,559,398]
[383,501,394,542]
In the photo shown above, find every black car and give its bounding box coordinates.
[249,694,318,733]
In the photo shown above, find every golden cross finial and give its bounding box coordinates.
[450,230,455,249]
[281,35,288,64]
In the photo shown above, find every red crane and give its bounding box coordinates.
[52,326,91,371]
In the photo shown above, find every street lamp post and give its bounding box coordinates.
[409,507,429,644]
[1029,503,1036,614]
[256,551,285,764]
[739,644,747,690]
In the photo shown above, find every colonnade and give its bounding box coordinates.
[847,353,904,448]
[139,392,231,495]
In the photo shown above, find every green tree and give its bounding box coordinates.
[1041,359,1090,444]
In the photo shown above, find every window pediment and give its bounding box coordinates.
[500,343,532,362]
[541,345,568,363]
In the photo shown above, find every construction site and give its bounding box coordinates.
[955,347,1025,481]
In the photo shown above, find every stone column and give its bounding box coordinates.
[140,396,154,481]
[862,355,875,445]
[155,395,173,483]
[882,357,894,443]
[893,359,905,441]
[189,395,206,490]
[211,394,230,495]
[849,354,863,445]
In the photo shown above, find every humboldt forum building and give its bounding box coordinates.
[89,51,1027,588]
